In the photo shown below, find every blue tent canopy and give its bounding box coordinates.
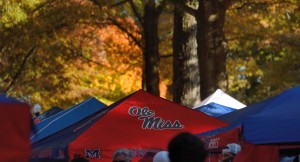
[0,94,21,103]
[31,97,106,143]
[31,108,110,161]
[195,102,236,118]
[243,85,300,144]
[199,92,282,136]
[219,96,276,124]
[31,94,132,161]
[198,85,300,145]
[33,106,63,122]
[196,94,277,137]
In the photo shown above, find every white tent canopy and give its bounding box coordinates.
[194,89,246,109]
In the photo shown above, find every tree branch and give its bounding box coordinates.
[159,31,173,41]
[89,0,102,8]
[128,0,144,26]
[110,0,130,8]
[108,18,143,51]
[77,48,103,66]
[157,0,167,15]
[160,54,173,58]
[5,46,36,93]
[32,0,57,13]
[167,0,197,17]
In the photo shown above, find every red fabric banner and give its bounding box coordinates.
[235,141,279,162]
[200,127,240,151]
[0,103,31,162]
[205,140,279,162]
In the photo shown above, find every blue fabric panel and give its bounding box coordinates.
[31,108,109,161]
[0,94,21,103]
[195,102,236,117]
[34,107,63,122]
[31,97,106,143]
[196,97,274,137]
[243,85,300,144]
[198,85,300,145]
[30,93,132,161]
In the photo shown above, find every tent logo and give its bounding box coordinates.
[201,137,220,149]
[85,149,100,159]
[128,106,184,130]
[207,137,220,149]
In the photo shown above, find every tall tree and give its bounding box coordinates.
[143,0,165,95]
[171,0,231,100]
[173,0,200,107]
[196,0,232,99]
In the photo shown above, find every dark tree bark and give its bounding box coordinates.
[173,1,200,108]
[196,0,231,99]
[4,46,36,93]
[143,0,165,96]
[93,0,165,96]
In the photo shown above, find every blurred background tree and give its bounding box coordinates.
[0,0,299,111]
[225,0,300,104]
[0,0,142,109]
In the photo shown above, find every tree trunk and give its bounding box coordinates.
[173,1,200,108]
[196,0,231,99]
[143,0,160,96]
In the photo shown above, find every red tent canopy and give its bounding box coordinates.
[0,95,31,162]
[69,90,228,162]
